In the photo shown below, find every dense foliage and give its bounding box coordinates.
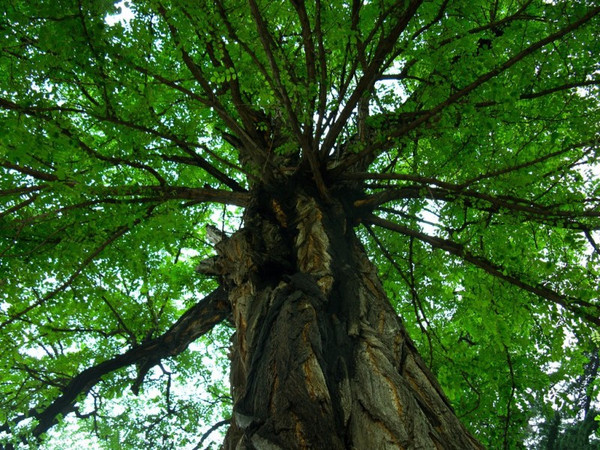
[1,0,599,448]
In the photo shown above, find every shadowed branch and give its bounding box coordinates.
[0,287,230,445]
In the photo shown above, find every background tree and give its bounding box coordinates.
[535,348,599,449]
[1,0,599,448]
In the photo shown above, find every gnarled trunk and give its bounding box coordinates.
[208,188,481,449]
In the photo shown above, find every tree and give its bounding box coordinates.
[537,348,600,449]
[1,0,599,448]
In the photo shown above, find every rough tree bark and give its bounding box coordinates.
[200,176,483,449]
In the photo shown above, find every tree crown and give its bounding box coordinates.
[1,0,599,447]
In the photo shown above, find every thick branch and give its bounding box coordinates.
[351,176,599,229]
[0,160,67,184]
[94,185,249,207]
[365,215,600,327]
[7,288,230,442]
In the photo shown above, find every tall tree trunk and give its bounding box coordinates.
[210,188,482,449]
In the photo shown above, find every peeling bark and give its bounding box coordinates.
[210,188,482,449]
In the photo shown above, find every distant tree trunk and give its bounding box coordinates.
[209,185,482,449]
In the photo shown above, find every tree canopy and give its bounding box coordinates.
[1,0,599,448]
